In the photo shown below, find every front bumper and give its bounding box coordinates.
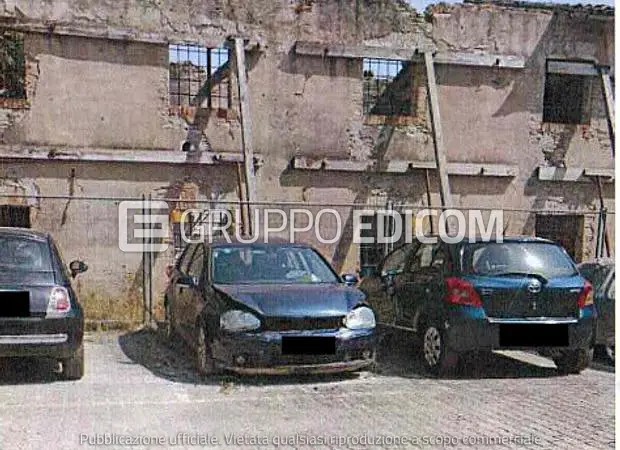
[443,307,596,352]
[213,328,376,375]
[0,312,83,358]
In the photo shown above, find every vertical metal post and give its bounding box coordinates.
[141,194,147,325]
[594,176,607,258]
[147,193,153,327]
[233,37,257,237]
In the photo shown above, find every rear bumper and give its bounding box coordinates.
[0,312,83,358]
[444,311,595,352]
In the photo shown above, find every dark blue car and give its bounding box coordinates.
[165,239,376,375]
[360,236,596,376]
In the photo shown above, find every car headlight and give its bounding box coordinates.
[343,306,376,330]
[220,310,261,332]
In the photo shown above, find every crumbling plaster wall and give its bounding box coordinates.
[0,0,612,281]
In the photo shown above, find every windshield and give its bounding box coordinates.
[0,236,53,272]
[461,242,577,279]
[212,245,340,284]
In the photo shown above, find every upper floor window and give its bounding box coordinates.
[169,44,231,111]
[363,57,413,117]
[0,31,26,101]
[543,60,595,125]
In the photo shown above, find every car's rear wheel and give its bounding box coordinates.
[553,348,593,374]
[61,344,84,380]
[420,320,458,376]
[195,322,221,376]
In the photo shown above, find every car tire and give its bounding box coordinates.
[61,344,84,380]
[420,320,458,376]
[554,348,593,374]
[195,321,221,376]
[604,344,615,365]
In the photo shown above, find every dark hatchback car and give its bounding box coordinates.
[164,239,376,375]
[360,236,596,375]
[0,228,88,380]
[578,259,614,364]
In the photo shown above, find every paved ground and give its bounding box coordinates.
[0,329,614,450]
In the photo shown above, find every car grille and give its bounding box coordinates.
[262,316,344,332]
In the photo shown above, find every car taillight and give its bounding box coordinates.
[577,280,594,308]
[444,277,483,307]
[47,286,71,315]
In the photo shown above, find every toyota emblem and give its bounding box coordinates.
[527,278,542,294]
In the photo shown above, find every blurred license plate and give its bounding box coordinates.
[499,324,569,347]
[281,336,336,355]
[0,291,30,318]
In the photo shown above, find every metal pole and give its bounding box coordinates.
[147,193,153,327]
[141,194,147,325]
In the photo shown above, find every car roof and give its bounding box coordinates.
[0,227,49,242]
[415,235,557,245]
[578,258,615,268]
[206,235,312,248]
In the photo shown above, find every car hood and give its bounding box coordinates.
[213,283,366,317]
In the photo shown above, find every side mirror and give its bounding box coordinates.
[180,274,200,287]
[69,260,88,278]
[341,273,359,286]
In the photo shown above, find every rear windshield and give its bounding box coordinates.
[0,236,53,272]
[461,242,577,279]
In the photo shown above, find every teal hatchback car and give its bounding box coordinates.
[360,236,596,376]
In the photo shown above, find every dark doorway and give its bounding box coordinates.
[0,205,31,228]
[535,214,583,261]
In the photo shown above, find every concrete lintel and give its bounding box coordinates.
[294,41,526,69]
[291,156,518,177]
[547,60,599,76]
[0,20,262,49]
[0,146,259,165]
[538,166,614,183]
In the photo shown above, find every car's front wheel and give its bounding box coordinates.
[61,344,84,380]
[605,344,615,364]
[195,322,221,376]
[553,348,593,374]
[420,320,458,376]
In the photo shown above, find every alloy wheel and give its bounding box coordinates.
[423,326,442,367]
[606,344,615,363]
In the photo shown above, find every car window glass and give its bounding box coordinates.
[430,245,447,269]
[409,244,434,272]
[212,245,339,284]
[178,245,195,274]
[463,242,576,278]
[382,244,415,275]
[188,245,205,278]
[52,241,72,280]
[0,236,53,271]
